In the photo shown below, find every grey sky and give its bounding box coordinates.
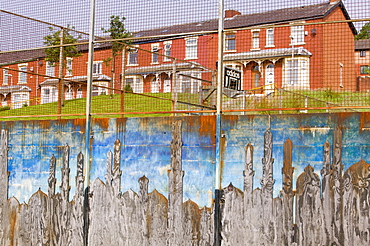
[0,0,368,51]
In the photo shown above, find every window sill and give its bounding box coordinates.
[184,57,198,60]
[250,48,260,51]
[265,45,275,48]
[127,64,139,67]
[150,62,159,65]
[224,50,236,53]
[290,43,305,46]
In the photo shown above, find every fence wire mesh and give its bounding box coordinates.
[0,0,369,120]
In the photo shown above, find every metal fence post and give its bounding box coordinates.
[214,0,224,245]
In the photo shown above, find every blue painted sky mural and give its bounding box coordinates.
[2,113,370,207]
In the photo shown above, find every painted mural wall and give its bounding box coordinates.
[2,112,370,207]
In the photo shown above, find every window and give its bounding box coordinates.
[360,65,370,75]
[266,28,274,47]
[163,41,172,61]
[18,64,27,84]
[225,33,236,51]
[65,87,73,100]
[66,58,73,76]
[284,58,309,88]
[46,62,55,77]
[128,47,138,65]
[180,71,200,93]
[12,92,29,109]
[127,76,142,93]
[251,30,260,49]
[3,69,9,85]
[164,76,171,93]
[151,44,159,64]
[151,77,160,93]
[92,82,108,96]
[92,62,102,75]
[41,86,58,104]
[253,65,260,87]
[185,37,198,59]
[290,24,305,45]
[360,50,366,57]
[77,88,83,98]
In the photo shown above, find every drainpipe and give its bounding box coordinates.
[214,0,224,245]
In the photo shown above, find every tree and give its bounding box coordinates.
[43,25,81,65]
[101,15,132,97]
[43,25,81,112]
[355,22,370,40]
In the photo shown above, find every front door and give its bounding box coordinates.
[265,64,275,94]
[151,77,160,93]
[252,65,261,92]
[164,77,171,93]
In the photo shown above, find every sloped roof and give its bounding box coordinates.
[0,49,45,66]
[0,85,31,94]
[134,1,356,39]
[0,1,355,65]
[355,39,370,50]
[0,41,110,66]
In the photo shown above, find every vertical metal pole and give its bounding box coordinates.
[214,0,224,245]
[58,28,64,116]
[84,0,96,189]
[120,45,126,117]
[172,59,178,115]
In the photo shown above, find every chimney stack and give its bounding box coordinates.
[225,10,241,18]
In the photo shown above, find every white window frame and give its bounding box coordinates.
[283,57,309,89]
[265,28,274,47]
[3,69,9,85]
[92,81,108,96]
[127,46,139,66]
[92,61,103,75]
[251,29,260,50]
[46,61,55,77]
[66,58,73,76]
[179,71,201,93]
[41,86,58,104]
[77,87,83,98]
[163,41,172,62]
[290,22,305,45]
[12,92,29,109]
[126,76,143,93]
[65,86,74,100]
[18,64,28,84]
[185,37,198,60]
[151,43,160,64]
[225,33,236,51]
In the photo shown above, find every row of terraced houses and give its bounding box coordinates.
[0,0,369,109]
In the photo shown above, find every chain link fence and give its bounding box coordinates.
[0,0,369,120]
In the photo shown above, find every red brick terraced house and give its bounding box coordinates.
[0,0,357,108]
[355,39,370,91]
[0,43,114,108]
[127,0,357,95]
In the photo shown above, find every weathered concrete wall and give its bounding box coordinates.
[3,113,370,207]
[0,116,369,245]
